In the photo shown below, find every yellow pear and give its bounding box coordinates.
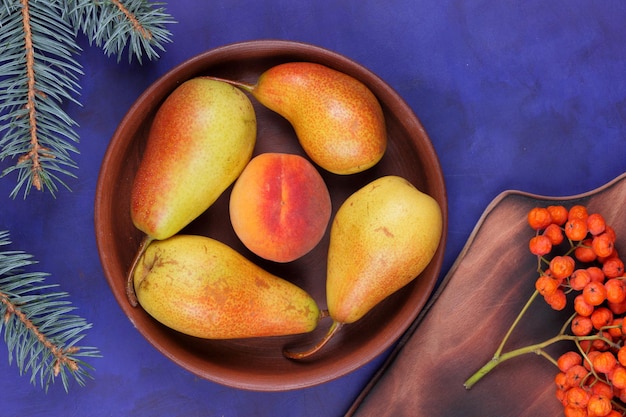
[209,62,386,174]
[133,235,322,339]
[130,77,256,241]
[284,175,442,359]
[126,77,256,306]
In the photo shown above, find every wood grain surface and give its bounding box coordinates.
[347,172,626,417]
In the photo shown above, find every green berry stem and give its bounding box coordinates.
[464,282,616,390]
[464,333,610,390]
[494,289,540,358]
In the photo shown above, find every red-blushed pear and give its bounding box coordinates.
[208,62,387,175]
[126,78,257,306]
[284,175,443,359]
[133,235,323,339]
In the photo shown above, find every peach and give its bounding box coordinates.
[229,153,332,263]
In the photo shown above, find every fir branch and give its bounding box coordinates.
[0,0,83,198]
[66,0,176,64]
[0,1,174,198]
[0,230,100,392]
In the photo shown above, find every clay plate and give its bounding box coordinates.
[94,40,447,391]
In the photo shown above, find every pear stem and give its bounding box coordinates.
[200,76,255,93]
[125,235,153,307]
[283,320,343,360]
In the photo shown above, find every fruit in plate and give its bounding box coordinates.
[210,62,386,175]
[130,77,256,241]
[284,175,443,359]
[326,176,443,323]
[126,77,257,305]
[133,234,322,339]
[229,152,332,263]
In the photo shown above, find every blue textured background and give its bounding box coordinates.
[1,1,625,416]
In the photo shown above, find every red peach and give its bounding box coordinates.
[229,153,332,263]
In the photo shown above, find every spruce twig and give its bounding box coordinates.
[66,0,176,64]
[0,0,175,197]
[0,230,100,392]
[0,0,82,198]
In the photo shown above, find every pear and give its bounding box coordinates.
[130,77,256,240]
[284,175,443,359]
[133,234,322,339]
[126,78,257,306]
[209,62,387,175]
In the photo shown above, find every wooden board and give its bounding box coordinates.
[347,172,626,417]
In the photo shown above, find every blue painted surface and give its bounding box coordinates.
[1,1,626,416]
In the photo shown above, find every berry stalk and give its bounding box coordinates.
[464,325,612,389]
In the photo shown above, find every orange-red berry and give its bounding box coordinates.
[566,365,590,386]
[590,307,613,330]
[592,351,617,374]
[605,278,626,304]
[557,389,568,408]
[610,365,626,389]
[568,205,589,222]
[602,257,624,278]
[566,386,590,408]
[545,289,567,311]
[589,380,613,399]
[556,371,569,390]
[583,282,608,306]
[547,205,569,226]
[604,226,617,242]
[609,298,626,315]
[572,315,594,336]
[551,255,576,280]
[584,351,602,371]
[618,347,626,367]
[587,213,607,236]
[564,405,588,417]
[528,207,553,230]
[543,223,565,245]
[575,239,598,263]
[559,351,584,373]
[536,275,559,297]
[574,294,595,317]
[570,269,592,291]
[529,235,552,256]
[587,267,606,284]
[565,218,589,241]
[586,393,612,416]
[592,233,615,258]
[607,317,624,339]
[598,248,619,264]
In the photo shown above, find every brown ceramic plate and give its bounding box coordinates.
[94,40,447,391]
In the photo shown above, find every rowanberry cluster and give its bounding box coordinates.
[528,204,626,417]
